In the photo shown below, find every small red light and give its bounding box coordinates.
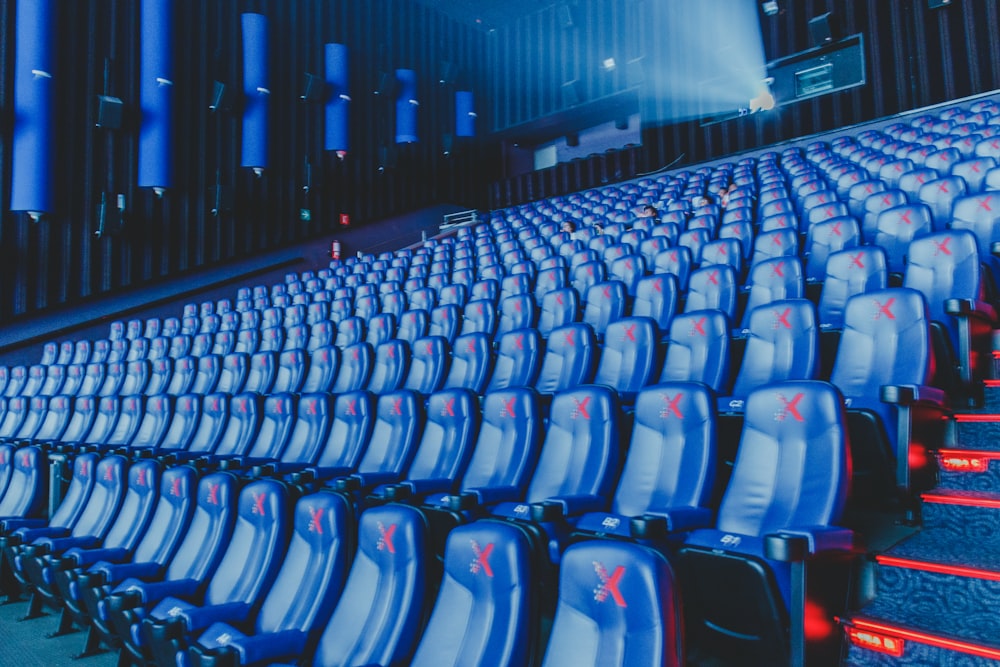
[939,455,989,473]
[847,626,905,657]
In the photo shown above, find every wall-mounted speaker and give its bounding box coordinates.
[808,12,838,46]
[96,95,124,129]
[209,80,232,112]
[300,73,328,102]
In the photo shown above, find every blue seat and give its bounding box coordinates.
[534,266,568,304]
[804,217,860,282]
[128,394,174,453]
[215,353,247,394]
[403,336,449,395]
[608,255,646,297]
[659,309,730,393]
[301,345,341,393]
[570,260,605,299]
[537,288,579,339]
[331,342,373,394]
[299,391,375,482]
[873,203,934,275]
[741,257,804,329]
[487,328,543,392]
[498,293,537,336]
[817,247,888,330]
[917,175,967,231]
[952,155,997,192]
[654,247,693,291]
[367,339,410,395]
[184,492,351,666]
[700,238,743,277]
[305,504,431,667]
[175,394,229,458]
[631,273,678,335]
[583,281,627,340]
[233,329,258,356]
[461,298,497,337]
[678,380,853,665]
[576,382,716,542]
[135,479,290,666]
[0,446,47,525]
[333,316,365,348]
[492,386,621,537]
[22,458,159,613]
[232,393,297,465]
[156,394,201,453]
[190,354,221,394]
[951,191,1000,285]
[727,299,819,409]
[862,189,908,243]
[444,332,492,394]
[685,266,737,321]
[411,519,536,667]
[592,317,658,402]
[542,540,684,667]
[429,304,461,343]
[904,230,996,403]
[536,323,596,395]
[191,393,261,460]
[830,288,944,495]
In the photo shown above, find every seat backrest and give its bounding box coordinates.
[191,354,221,394]
[402,388,478,491]
[461,299,497,336]
[700,239,742,276]
[716,381,849,538]
[14,395,48,441]
[583,281,627,338]
[203,479,289,607]
[39,364,66,397]
[404,336,449,395]
[731,299,819,398]
[904,229,983,327]
[488,328,543,392]
[443,332,492,394]
[874,203,934,274]
[127,466,197,567]
[685,266,737,321]
[429,304,462,343]
[129,394,173,450]
[32,394,72,442]
[830,288,932,398]
[84,396,121,445]
[950,191,1000,261]
[610,382,716,518]
[61,363,84,396]
[99,458,159,551]
[593,317,658,397]
[355,390,422,478]
[144,358,171,395]
[660,309,730,392]
[272,349,306,394]
[0,446,47,518]
[187,393,230,453]
[397,309,430,345]
[78,363,105,396]
[332,342,374,394]
[68,455,127,541]
[210,392,263,458]
[368,339,411,395]
[741,257,804,329]
[247,492,350,639]
[105,394,144,447]
[536,323,596,394]
[862,188,907,242]
[804,217,860,282]
[538,288,579,338]
[3,365,26,398]
[158,471,237,585]
[534,267,568,305]
[158,393,201,451]
[542,540,683,667]
[302,345,341,393]
[315,390,375,471]
[411,520,535,667]
[216,352,248,394]
[312,504,430,667]
[334,316,365,348]
[525,386,620,505]
[918,176,967,231]
[632,274,678,334]
[498,294,537,336]
[237,392,295,461]
[278,392,333,465]
[608,255,646,297]
[817,247,888,329]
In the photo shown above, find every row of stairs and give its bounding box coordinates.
[841,381,1000,666]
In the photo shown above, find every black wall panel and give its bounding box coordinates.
[0,0,493,321]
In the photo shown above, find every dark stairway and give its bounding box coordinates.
[840,380,1000,666]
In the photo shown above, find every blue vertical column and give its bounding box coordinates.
[324,43,349,157]
[138,0,173,193]
[11,0,55,219]
[395,69,418,144]
[455,90,476,137]
[241,12,269,174]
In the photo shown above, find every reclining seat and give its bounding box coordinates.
[404,336,449,395]
[90,471,235,654]
[592,317,659,403]
[723,299,819,413]
[410,519,539,667]
[535,323,597,395]
[182,492,352,667]
[327,390,423,496]
[632,274,678,336]
[134,479,291,666]
[443,332,492,394]
[491,386,622,561]
[542,539,684,667]
[331,342,373,394]
[302,504,433,667]
[8,455,127,599]
[659,310,731,393]
[301,345,340,393]
[252,393,332,476]
[187,393,262,462]
[32,396,73,446]
[903,230,996,405]
[0,446,48,529]
[677,380,853,666]
[293,391,374,484]
[582,281,627,341]
[575,382,716,544]
[817,247,888,331]
[367,339,410,395]
[168,394,229,460]
[829,288,947,499]
[58,465,197,656]
[487,328,543,392]
[0,444,13,500]
[740,257,805,330]
[21,458,159,619]
[0,396,29,442]
[684,266,737,322]
[221,393,296,467]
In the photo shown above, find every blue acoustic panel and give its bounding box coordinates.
[241,13,269,170]
[324,43,349,154]
[138,0,174,190]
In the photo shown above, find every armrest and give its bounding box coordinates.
[128,577,200,605]
[227,629,309,665]
[766,526,854,557]
[349,471,401,489]
[466,486,521,507]
[945,297,997,323]
[401,478,453,496]
[0,518,47,534]
[180,602,252,633]
[68,546,129,568]
[534,495,606,518]
[640,506,714,534]
[92,560,163,584]
[305,465,351,481]
[879,384,947,408]
[37,534,100,553]
[16,526,71,543]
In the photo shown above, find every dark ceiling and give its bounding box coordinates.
[410,0,559,30]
